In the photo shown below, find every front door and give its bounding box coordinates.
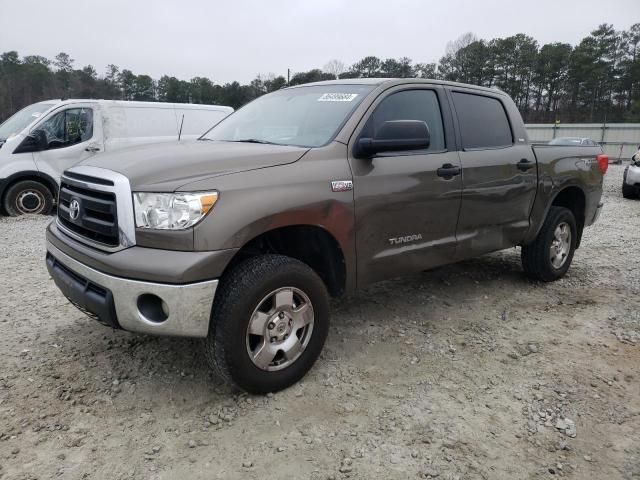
[449,90,538,258]
[32,103,102,183]
[348,86,462,287]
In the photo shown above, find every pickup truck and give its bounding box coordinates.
[45,79,608,393]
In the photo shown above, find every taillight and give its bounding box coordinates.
[597,154,609,175]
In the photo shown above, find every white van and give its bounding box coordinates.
[0,100,233,215]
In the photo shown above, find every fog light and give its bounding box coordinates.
[137,294,169,323]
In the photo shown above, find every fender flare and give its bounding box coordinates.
[525,182,587,246]
[0,170,59,202]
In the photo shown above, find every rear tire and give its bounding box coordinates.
[622,166,637,199]
[204,254,330,394]
[3,180,54,216]
[521,206,577,282]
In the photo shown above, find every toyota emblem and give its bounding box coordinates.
[69,199,80,221]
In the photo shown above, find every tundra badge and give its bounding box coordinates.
[389,234,423,245]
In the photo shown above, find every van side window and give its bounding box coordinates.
[38,108,93,150]
[362,90,445,151]
[451,92,512,149]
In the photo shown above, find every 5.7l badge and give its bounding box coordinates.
[331,180,353,192]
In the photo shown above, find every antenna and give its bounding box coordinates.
[178,114,185,141]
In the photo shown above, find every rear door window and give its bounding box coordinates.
[362,89,445,152]
[451,92,512,149]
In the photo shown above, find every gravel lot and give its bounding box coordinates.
[0,164,639,480]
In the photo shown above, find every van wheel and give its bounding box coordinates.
[521,206,577,282]
[4,180,54,216]
[204,254,330,393]
[622,166,636,199]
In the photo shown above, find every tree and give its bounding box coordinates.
[350,56,382,77]
[619,24,640,116]
[53,52,74,72]
[265,75,286,92]
[118,69,137,100]
[531,43,572,120]
[413,62,437,79]
[1,22,639,123]
[104,64,121,98]
[0,52,21,113]
[289,69,334,85]
[76,65,100,98]
[445,32,478,56]
[53,52,75,97]
[323,59,345,79]
[380,57,413,77]
[132,75,155,101]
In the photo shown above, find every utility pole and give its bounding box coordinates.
[287,69,290,86]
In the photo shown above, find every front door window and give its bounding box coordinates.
[38,108,93,150]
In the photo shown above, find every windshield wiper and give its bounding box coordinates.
[230,138,280,145]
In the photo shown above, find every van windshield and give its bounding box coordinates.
[201,85,374,148]
[0,103,56,141]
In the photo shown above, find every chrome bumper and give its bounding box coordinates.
[46,241,217,338]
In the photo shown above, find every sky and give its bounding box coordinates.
[1,0,639,84]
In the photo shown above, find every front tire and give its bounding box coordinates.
[521,206,577,282]
[205,254,330,393]
[3,180,54,216]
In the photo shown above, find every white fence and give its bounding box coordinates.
[525,123,640,160]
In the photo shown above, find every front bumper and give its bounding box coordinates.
[46,241,218,337]
[625,165,640,186]
[591,202,604,224]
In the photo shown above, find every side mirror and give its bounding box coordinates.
[14,129,48,154]
[355,120,430,158]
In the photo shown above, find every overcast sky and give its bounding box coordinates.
[1,0,639,84]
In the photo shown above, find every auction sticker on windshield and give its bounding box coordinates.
[318,93,359,102]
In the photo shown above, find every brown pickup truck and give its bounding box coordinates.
[45,79,608,393]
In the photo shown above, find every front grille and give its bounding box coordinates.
[58,181,119,247]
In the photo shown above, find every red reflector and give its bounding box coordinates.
[597,154,609,174]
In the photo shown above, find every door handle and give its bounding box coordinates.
[85,145,100,153]
[517,159,535,171]
[436,163,461,179]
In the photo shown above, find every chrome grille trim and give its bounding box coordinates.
[57,166,136,252]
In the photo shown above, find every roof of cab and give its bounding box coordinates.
[36,99,233,111]
[287,78,507,96]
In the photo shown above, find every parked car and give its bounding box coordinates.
[622,148,640,199]
[45,79,608,393]
[548,137,599,146]
[0,100,233,216]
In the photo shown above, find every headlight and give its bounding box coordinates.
[133,192,218,230]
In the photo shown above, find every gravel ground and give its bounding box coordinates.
[0,164,639,480]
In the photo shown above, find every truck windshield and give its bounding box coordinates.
[201,85,374,148]
[0,103,56,141]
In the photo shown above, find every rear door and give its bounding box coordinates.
[348,85,462,286]
[33,103,103,183]
[449,90,537,258]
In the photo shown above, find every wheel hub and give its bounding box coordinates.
[550,222,571,269]
[17,190,44,214]
[245,286,315,371]
[268,312,293,342]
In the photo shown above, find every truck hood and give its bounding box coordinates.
[77,140,310,191]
